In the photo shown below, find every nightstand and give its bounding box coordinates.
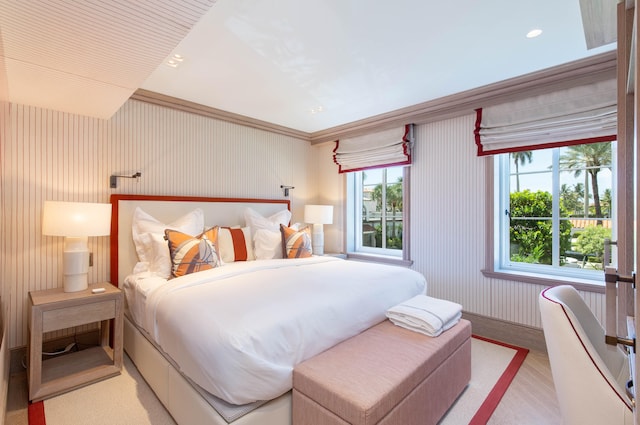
[27,282,123,401]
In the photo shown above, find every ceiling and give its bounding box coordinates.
[0,0,617,134]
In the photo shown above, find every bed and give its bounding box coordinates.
[110,194,427,424]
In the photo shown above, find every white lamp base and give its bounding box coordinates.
[311,223,324,256]
[63,272,88,292]
[63,237,90,292]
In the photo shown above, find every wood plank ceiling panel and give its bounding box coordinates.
[579,0,617,49]
[0,0,216,118]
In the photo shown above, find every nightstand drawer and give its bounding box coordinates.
[42,300,115,332]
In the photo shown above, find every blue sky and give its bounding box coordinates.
[511,148,612,197]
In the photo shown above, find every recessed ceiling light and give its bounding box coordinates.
[310,106,324,114]
[166,53,185,68]
[526,29,543,38]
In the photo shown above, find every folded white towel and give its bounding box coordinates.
[386,294,462,337]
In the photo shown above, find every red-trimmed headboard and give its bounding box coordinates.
[109,194,290,287]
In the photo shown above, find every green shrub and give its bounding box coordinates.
[575,226,611,261]
[509,190,572,264]
[373,223,403,250]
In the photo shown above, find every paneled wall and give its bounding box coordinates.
[2,96,607,349]
[0,66,11,421]
[1,99,311,348]
[314,114,606,329]
[412,115,605,327]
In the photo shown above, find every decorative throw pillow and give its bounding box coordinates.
[165,226,222,277]
[131,207,204,278]
[218,226,255,262]
[280,224,312,259]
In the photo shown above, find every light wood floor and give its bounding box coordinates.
[4,347,561,424]
[488,348,561,424]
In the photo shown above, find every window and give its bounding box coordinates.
[494,142,615,283]
[346,166,409,262]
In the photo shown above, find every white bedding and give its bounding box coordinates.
[123,256,426,405]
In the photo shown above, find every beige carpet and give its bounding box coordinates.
[43,355,175,425]
[439,337,520,424]
[34,337,523,425]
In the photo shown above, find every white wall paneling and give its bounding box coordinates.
[2,100,310,348]
[0,84,12,420]
[2,97,607,349]
[407,115,605,328]
[313,114,606,331]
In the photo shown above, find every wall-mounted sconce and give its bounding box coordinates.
[110,172,142,189]
[280,185,295,197]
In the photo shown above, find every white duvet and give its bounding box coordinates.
[123,256,426,405]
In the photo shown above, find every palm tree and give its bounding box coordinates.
[560,183,577,216]
[560,143,611,223]
[573,182,584,199]
[601,189,612,218]
[371,177,403,240]
[511,151,533,192]
[386,178,403,239]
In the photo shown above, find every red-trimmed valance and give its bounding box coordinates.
[333,124,413,173]
[474,79,617,156]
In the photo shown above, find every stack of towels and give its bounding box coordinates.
[386,294,462,337]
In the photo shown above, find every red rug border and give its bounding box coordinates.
[28,335,529,425]
[27,400,46,425]
[468,334,530,425]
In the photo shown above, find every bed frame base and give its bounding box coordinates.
[123,316,292,425]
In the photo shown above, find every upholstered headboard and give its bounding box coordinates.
[109,194,290,287]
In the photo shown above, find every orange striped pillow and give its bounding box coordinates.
[165,226,222,277]
[218,226,255,262]
[280,224,312,258]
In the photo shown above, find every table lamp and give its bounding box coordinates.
[304,205,334,255]
[42,201,112,292]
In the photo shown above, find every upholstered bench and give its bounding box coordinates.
[292,319,471,425]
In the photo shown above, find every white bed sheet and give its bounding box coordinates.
[123,256,426,405]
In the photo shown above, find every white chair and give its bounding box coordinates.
[539,285,634,425]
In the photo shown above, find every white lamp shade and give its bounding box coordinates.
[304,205,333,224]
[43,201,111,292]
[43,201,112,237]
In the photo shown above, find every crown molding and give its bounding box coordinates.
[309,50,616,144]
[130,50,616,146]
[130,89,311,141]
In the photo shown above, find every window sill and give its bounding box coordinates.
[322,253,347,259]
[481,268,605,293]
[346,252,413,267]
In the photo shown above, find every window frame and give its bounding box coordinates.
[482,142,618,293]
[345,166,412,266]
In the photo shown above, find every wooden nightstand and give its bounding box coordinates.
[27,282,123,401]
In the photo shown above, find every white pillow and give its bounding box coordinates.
[253,222,302,260]
[131,207,204,278]
[244,207,292,239]
[253,229,284,260]
[244,208,292,260]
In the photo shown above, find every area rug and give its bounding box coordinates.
[439,336,529,424]
[28,336,528,425]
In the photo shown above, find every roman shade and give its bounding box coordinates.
[474,78,617,156]
[333,124,413,173]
